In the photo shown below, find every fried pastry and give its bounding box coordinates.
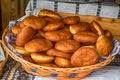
[16,27,36,46]
[32,32,43,39]
[73,31,98,45]
[54,57,71,68]
[90,21,104,36]
[104,30,113,37]
[71,46,99,67]
[38,30,45,38]
[43,16,57,23]
[38,9,62,21]
[43,21,65,31]
[55,40,80,53]
[96,35,114,56]
[11,25,21,35]
[63,16,80,24]
[20,15,46,30]
[47,49,72,59]
[31,52,54,64]
[70,22,91,34]
[25,38,53,53]
[12,44,30,56]
[44,29,72,42]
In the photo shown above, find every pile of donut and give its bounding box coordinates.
[11,9,114,68]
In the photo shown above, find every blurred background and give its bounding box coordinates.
[0,0,120,38]
[0,0,29,38]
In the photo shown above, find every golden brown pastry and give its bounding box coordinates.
[31,52,54,64]
[12,44,30,56]
[63,16,80,25]
[43,16,57,23]
[38,9,62,21]
[20,21,28,28]
[16,27,36,47]
[71,46,99,67]
[38,30,45,38]
[46,49,72,59]
[90,21,104,36]
[44,29,72,42]
[73,31,98,45]
[54,57,71,68]
[96,35,114,56]
[104,30,113,37]
[20,15,46,30]
[55,40,80,53]
[32,32,43,39]
[43,21,65,31]
[24,38,53,53]
[11,25,21,35]
[70,22,91,34]
[62,26,70,32]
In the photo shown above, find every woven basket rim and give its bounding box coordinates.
[0,40,8,61]
[0,40,8,72]
[2,27,115,72]
[3,44,115,71]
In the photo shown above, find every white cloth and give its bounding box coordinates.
[0,43,5,61]
[25,0,120,18]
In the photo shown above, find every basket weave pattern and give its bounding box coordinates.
[0,40,8,75]
[2,27,115,79]
[2,12,117,79]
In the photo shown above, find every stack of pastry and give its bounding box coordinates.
[11,9,114,68]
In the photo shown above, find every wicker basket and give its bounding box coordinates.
[2,12,119,79]
[0,40,8,76]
